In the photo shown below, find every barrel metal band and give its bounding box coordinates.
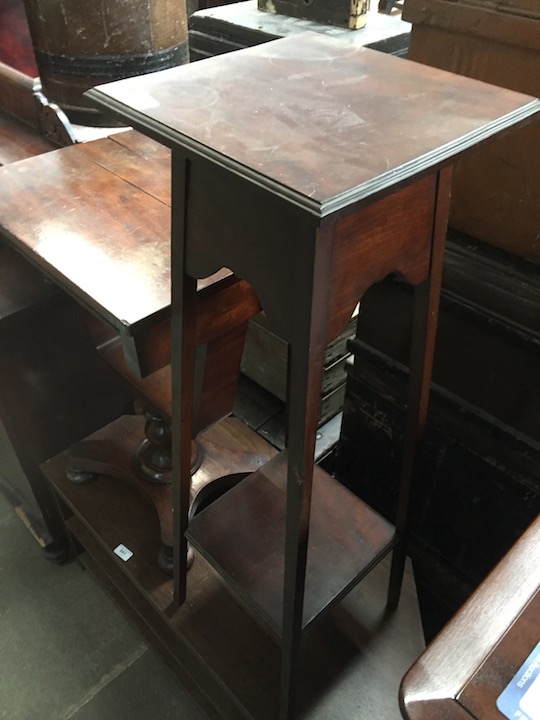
[35,41,189,79]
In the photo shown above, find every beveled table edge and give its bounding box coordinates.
[85,87,540,219]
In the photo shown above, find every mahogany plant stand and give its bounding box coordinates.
[87,32,539,718]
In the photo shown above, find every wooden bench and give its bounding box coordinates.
[0,129,265,569]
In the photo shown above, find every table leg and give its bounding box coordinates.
[171,153,198,605]
[280,234,332,718]
[387,167,452,609]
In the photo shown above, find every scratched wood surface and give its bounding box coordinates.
[0,133,171,333]
[87,32,540,218]
[0,131,259,378]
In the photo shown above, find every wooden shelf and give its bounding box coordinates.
[187,450,396,637]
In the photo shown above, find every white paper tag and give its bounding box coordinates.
[114,544,134,562]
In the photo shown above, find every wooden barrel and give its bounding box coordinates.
[23,0,188,126]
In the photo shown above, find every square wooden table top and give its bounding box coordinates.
[87,31,540,218]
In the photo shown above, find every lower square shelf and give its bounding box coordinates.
[187,450,397,637]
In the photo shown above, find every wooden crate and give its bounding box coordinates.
[257,0,370,30]
[403,0,540,261]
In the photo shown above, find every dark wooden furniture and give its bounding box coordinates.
[4,152,425,718]
[13,124,427,719]
[403,0,540,263]
[335,0,540,626]
[0,4,92,556]
[400,513,540,719]
[0,242,129,559]
[0,127,259,394]
[256,0,369,29]
[87,32,539,718]
[187,1,410,430]
[0,43,103,556]
[188,1,410,62]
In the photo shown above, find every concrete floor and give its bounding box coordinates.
[0,488,207,720]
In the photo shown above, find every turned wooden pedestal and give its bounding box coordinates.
[88,32,539,718]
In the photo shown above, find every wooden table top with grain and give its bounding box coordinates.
[87,31,540,220]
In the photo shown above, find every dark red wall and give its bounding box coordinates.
[0,0,38,76]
